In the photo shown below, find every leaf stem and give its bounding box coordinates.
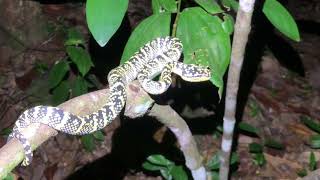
[172,0,182,37]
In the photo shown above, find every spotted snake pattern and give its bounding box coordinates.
[8,37,211,166]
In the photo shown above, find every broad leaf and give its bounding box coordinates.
[264,138,284,150]
[222,13,234,35]
[177,7,231,98]
[93,131,105,141]
[146,154,173,166]
[249,142,263,153]
[65,28,85,46]
[66,46,94,76]
[170,165,188,180]
[49,61,69,89]
[263,0,300,42]
[309,151,317,171]
[194,0,223,14]
[142,161,167,171]
[121,13,171,64]
[86,0,128,46]
[81,134,95,152]
[221,0,239,11]
[301,116,320,133]
[72,76,88,97]
[310,135,320,149]
[52,81,70,105]
[238,122,259,136]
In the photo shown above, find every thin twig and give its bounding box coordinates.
[171,0,182,37]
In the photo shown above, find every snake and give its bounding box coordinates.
[7,36,211,166]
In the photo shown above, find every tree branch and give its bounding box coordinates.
[219,0,256,179]
[0,81,154,179]
[149,104,207,180]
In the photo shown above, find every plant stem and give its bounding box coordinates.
[219,0,256,179]
[172,0,182,37]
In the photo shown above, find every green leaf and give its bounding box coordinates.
[301,116,320,133]
[72,76,88,97]
[309,151,317,171]
[146,154,174,166]
[252,153,266,166]
[52,81,70,105]
[48,61,70,89]
[86,0,128,47]
[194,0,223,14]
[170,165,188,180]
[160,168,172,180]
[0,128,12,136]
[177,7,231,99]
[264,138,284,150]
[296,169,307,177]
[93,130,105,141]
[221,0,239,11]
[222,14,234,35]
[81,134,95,152]
[207,152,238,170]
[65,28,85,46]
[3,173,14,180]
[249,142,263,153]
[143,161,167,171]
[160,0,177,13]
[66,46,94,76]
[310,135,320,149]
[152,0,162,14]
[263,0,300,42]
[211,171,219,180]
[238,122,259,136]
[121,13,171,64]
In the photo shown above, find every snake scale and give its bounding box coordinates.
[8,36,211,166]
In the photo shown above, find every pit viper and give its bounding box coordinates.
[8,36,211,166]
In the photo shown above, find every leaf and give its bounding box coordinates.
[152,0,162,14]
[177,7,231,98]
[238,122,259,136]
[48,61,69,89]
[52,81,70,105]
[222,13,234,35]
[65,28,85,46]
[160,0,177,13]
[263,0,300,42]
[296,169,307,177]
[252,153,266,166]
[170,165,188,180]
[264,138,284,150]
[160,168,172,180]
[221,0,239,11]
[309,151,317,171]
[121,13,171,64]
[310,135,320,149]
[81,134,95,152]
[146,154,174,166]
[93,130,105,141]
[207,152,238,170]
[86,0,128,46]
[72,76,88,97]
[249,142,263,153]
[301,116,320,133]
[194,0,223,14]
[142,161,167,171]
[66,46,94,76]
[3,173,14,180]
[0,128,12,136]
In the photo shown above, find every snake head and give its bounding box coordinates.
[174,62,211,82]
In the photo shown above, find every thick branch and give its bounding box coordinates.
[149,104,207,180]
[0,81,154,179]
[219,0,256,179]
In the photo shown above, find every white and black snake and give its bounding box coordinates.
[8,36,211,166]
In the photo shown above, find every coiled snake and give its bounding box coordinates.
[8,36,211,166]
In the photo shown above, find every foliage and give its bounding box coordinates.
[142,154,188,180]
[207,152,239,170]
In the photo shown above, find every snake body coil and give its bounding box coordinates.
[8,37,211,166]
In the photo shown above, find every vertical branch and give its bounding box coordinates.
[171,0,182,37]
[149,104,207,180]
[219,0,256,179]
